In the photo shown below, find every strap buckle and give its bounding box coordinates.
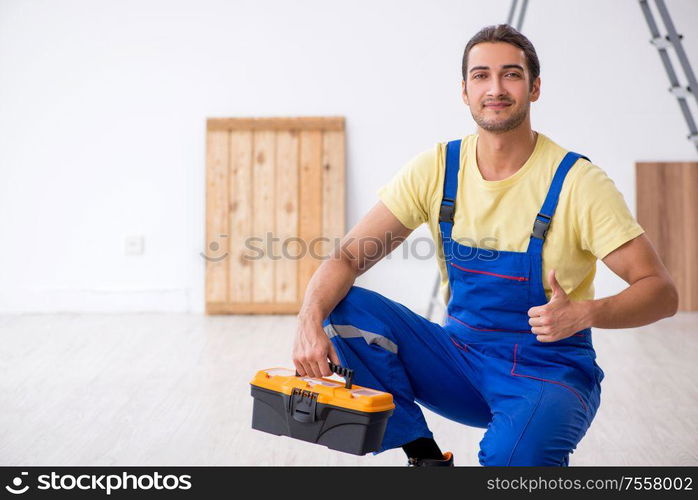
[439,198,455,223]
[531,213,551,240]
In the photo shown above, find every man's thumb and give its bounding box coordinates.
[329,345,341,366]
[548,269,564,300]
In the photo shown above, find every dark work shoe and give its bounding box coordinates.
[407,451,454,467]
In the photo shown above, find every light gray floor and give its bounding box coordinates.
[0,311,696,466]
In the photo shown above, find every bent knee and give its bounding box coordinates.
[479,437,572,466]
[326,285,376,321]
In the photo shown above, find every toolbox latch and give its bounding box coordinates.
[288,388,319,423]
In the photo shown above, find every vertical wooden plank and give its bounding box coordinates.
[229,131,253,303]
[205,130,229,305]
[636,162,664,255]
[321,130,346,258]
[663,164,685,309]
[681,164,698,310]
[298,130,324,300]
[637,162,698,311]
[252,130,276,303]
[275,131,299,303]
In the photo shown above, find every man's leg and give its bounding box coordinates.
[476,345,602,466]
[322,285,492,455]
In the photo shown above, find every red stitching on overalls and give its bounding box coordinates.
[450,336,469,352]
[450,262,528,281]
[510,343,588,412]
[448,314,532,334]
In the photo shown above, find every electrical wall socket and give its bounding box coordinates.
[124,235,145,256]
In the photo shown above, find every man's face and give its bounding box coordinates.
[462,42,540,133]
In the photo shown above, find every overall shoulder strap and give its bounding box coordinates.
[527,151,590,254]
[438,139,462,240]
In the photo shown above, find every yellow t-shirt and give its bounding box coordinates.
[377,132,645,305]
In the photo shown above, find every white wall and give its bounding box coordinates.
[1,0,696,314]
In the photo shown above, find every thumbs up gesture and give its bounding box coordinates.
[527,269,589,343]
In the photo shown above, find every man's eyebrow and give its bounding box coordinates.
[469,64,525,73]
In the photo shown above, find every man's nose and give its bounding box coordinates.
[486,78,506,98]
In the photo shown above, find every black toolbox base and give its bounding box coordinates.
[251,385,393,456]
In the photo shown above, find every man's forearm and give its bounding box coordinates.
[298,256,358,324]
[581,275,679,329]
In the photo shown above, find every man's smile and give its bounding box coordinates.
[484,102,512,109]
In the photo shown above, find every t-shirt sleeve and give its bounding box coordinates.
[376,146,438,230]
[574,161,645,260]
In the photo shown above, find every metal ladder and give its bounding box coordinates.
[639,0,698,153]
[508,1,698,152]
[507,0,529,31]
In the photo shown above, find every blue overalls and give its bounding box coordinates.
[322,139,605,466]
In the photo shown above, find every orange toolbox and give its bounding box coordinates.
[250,362,395,455]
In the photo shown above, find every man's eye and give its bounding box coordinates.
[473,74,485,79]
[506,72,521,78]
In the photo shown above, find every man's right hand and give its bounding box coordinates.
[292,315,341,378]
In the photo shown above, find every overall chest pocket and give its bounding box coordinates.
[448,261,533,332]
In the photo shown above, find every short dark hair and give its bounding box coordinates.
[462,24,540,91]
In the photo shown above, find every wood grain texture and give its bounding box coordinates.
[275,131,300,303]
[322,130,346,258]
[252,130,275,303]
[297,130,324,303]
[205,117,345,314]
[229,131,253,304]
[637,162,698,311]
[206,302,302,314]
[205,131,229,305]
[208,116,344,131]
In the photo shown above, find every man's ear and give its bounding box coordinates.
[529,76,541,103]
[461,80,469,105]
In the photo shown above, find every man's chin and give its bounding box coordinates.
[472,113,528,133]
[475,121,517,133]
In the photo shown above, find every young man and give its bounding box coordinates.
[292,24,678,466]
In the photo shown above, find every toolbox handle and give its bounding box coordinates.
[295,362,354,389]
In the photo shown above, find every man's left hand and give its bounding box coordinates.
[527,269,589,343]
